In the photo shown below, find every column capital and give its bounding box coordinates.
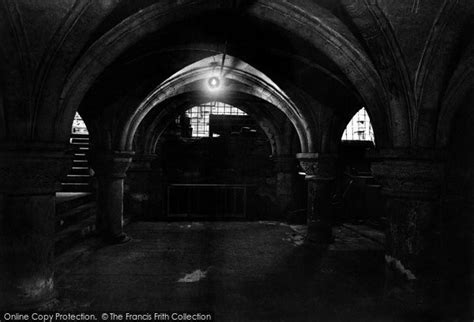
[90,151,134,178]
[0,145,72,194]
[129,153,159,172]
[368,148,446,200]
[296,153,337,180]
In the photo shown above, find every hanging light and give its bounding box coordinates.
[207,76,221,91]
[207,41,227,93]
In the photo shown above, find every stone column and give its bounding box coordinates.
[369,149,445,309]
[0,146,71,309]
[90,151,134,244]
[125,154,158,221]
[296,153,337,244]
[273,154,297,214]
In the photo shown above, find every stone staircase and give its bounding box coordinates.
[61,133,93,192]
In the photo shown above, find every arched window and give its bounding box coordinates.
[71,112,88,135]
[184,101,247,137]
[341,108,374,143]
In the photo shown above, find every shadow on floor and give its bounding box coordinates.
[54,222,424,321]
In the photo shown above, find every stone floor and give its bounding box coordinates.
[54,222,418,321]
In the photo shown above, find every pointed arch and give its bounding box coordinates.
[342,108,375,143]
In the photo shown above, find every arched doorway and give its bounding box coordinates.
[336,108,383,226]
[157,101,294,221]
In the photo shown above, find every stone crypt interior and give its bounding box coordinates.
[0,0,472,321]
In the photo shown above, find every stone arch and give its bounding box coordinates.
[341,108,375,143]
[122,55,313,153]
[135,94,293,158]
[318,104,380,154]
[436,42,474,148]
[341,0,413,147]
[412,1,471,147]
[56,0,391,148]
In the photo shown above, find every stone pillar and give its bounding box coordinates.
[90,151,134,244]
[0,146,71,309]
[296,153,337,244]
[125,154,158,221]
[369,149,445,309]
[273,155,297,214]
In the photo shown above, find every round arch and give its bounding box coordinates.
[121,55,313,153]
[56,0,392,148]
[135,94,295,157]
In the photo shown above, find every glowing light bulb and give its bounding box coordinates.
[207,76,222,91]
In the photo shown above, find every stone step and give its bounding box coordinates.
[72,166,89,170]
[73,153,88,160]
[63,174,91,184]
[71,133,89,138]
[73,159,89,165]
[56,192,94,213]
[68,147,90,153]
[70,142,90,147]
[69,167,91,175]
[62,133,92,192]
[60,182,92,192]
[72,156,88,162]
[70,144,89,150]
[70,136,89,141]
